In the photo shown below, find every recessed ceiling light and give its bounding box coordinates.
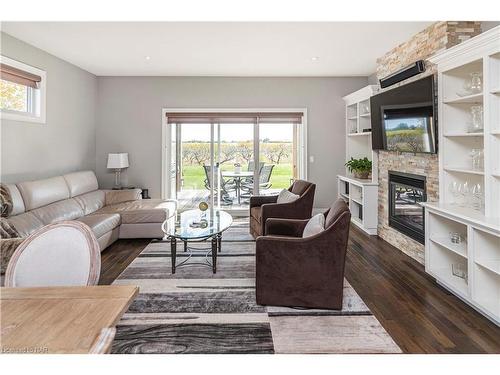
[311,56,319,61]
[145,56,151,61]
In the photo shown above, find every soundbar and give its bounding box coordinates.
[379,60,426,88]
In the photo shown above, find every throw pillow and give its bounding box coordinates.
[276,189,299,204]
[1,238,24,274]
[302,213,325,238]
[0,218,21,275]
[0,218,19,239]
[0,183,13,217]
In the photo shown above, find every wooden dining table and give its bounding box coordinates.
[0,285,138,354]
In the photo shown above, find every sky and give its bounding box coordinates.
[179,123,294,142]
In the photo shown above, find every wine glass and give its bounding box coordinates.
[469,72,482,94]
[471,183,483,211]
[449,181,459,205]
[457,182,469,207]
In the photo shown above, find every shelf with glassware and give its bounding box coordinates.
[426,26,500,326]
[424,204,500,324]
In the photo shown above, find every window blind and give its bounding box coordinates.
[0,63,42,88]
[165,112,303,124]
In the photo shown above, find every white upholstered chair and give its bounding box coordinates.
[5,221,101,287]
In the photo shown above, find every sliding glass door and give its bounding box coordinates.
[259,122,297,194]
[165,112,305,214]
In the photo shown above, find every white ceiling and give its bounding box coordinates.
[1,22,433,77]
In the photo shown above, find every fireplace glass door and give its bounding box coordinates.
[388,171,426,244]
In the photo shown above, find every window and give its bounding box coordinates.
[162,109,308,213]
[0,56,46,123]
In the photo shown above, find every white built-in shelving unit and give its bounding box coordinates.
[425,26,500,326]
[337,174,378,234]
[338,85,379,235]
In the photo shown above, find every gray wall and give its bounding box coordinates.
[0,33,97,183]
[367,72,378,85]
[96,76,367,208]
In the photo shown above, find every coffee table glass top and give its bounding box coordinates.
[163,209,233,240]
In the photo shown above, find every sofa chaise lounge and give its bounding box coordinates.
[3,170,176,251]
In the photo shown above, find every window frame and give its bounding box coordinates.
[1,56,46,124]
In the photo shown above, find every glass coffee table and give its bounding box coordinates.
[161,209,233,274]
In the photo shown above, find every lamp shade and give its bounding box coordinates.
[107,153,129,169]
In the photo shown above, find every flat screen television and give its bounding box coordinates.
[371,75,437,154]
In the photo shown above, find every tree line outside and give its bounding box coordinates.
[180,141,294,190]
[0,79,28,112]
[385,121,427,153]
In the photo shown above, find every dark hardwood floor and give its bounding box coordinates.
[99,225,500,354]
[99,238,150,285]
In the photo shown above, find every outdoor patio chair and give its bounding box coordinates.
[247,161,265,173]
[242,161,265,186]
[241,164,275,197]
[203,165,235,205]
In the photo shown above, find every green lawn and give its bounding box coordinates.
[181,163,293,190]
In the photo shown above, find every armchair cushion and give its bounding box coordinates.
[276,189,299,204]
[302,213,325,238]
[325,198,351,227]
[249,194,278,209]
[290,179,312,195]
[265,218,309,237]
[250,207,262,223]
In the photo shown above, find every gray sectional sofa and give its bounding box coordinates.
[4,170,176,251]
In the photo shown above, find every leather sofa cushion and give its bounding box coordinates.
[96,199,175,224]
[63,171,99,197]
[6,184,25,216]
[77,214,121,239]
[17,176,70,211]
[250,207,261,223]
[105,189,142,206]
[31,198,84,225]
[74,190,105,215]
[6,212,44,237]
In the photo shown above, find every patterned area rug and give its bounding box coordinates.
[112,218,401,354]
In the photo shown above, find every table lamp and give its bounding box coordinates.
[107,153,129,189]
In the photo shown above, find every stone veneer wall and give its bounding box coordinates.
[375,21,481,264]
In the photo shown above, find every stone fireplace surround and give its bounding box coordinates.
[374,21,481,264]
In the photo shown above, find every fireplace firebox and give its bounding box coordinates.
[388,171,426,244]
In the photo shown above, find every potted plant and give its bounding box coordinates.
[345,157,372,179]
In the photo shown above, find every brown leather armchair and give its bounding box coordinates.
[249,180,315,238]
[255,199,351,309]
